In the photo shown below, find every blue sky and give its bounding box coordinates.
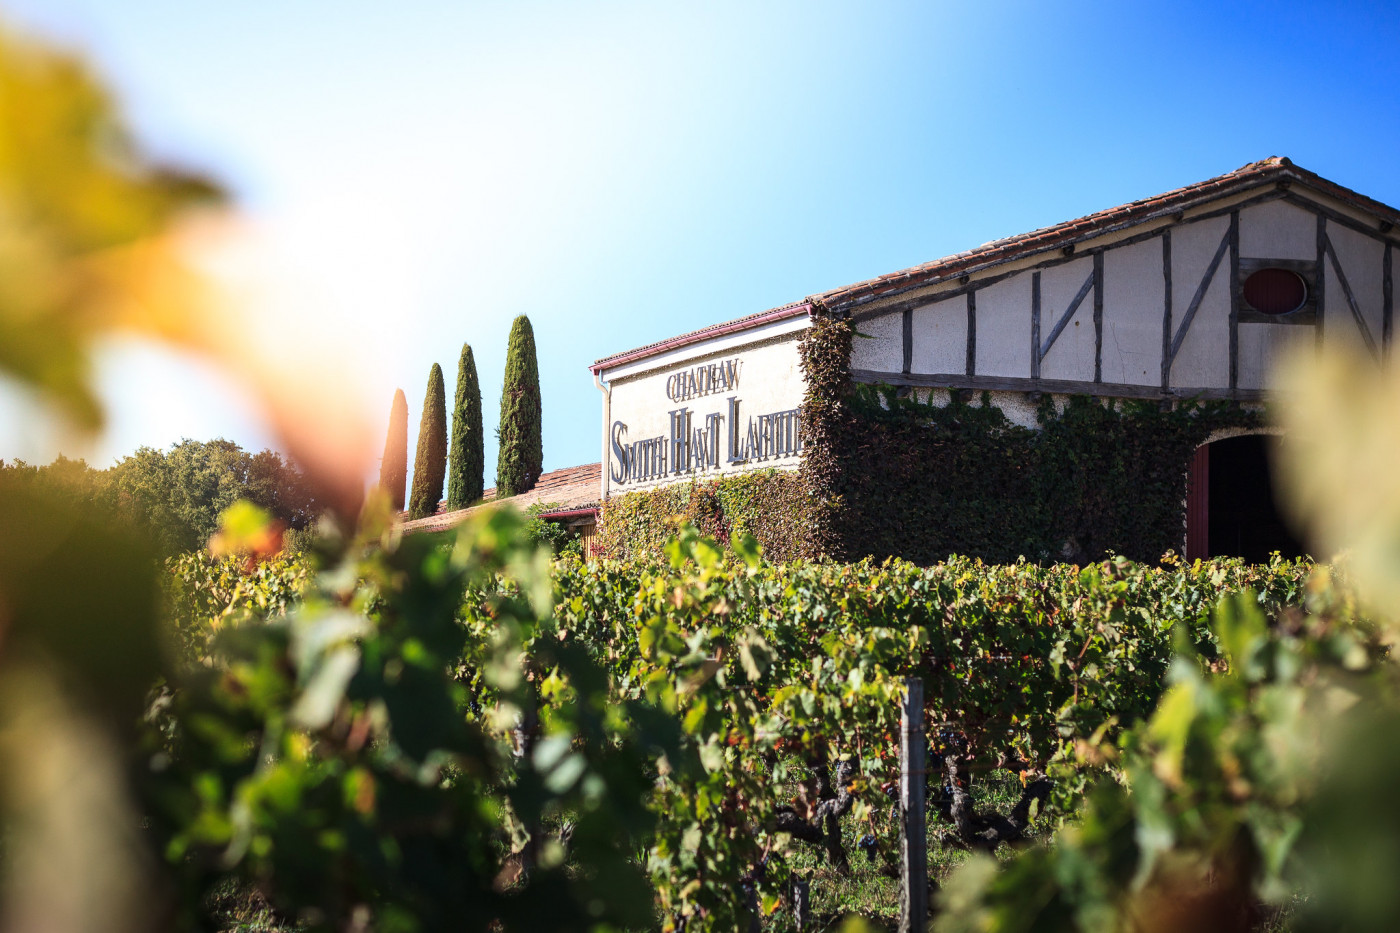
[3,0,1398,479]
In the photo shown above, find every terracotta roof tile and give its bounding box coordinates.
[399,462,601,535]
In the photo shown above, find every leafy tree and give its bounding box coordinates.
[409,362,447,519]
[108,439,317,554]
[0,454,114,512]
[447,343,484,510]
[2,444,315,556]
[496,315,542,497]
[378,388,408,510]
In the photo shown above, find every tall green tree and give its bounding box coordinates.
[447,343,484,510]
[496,315,542,497]
[379,388,409,511]
[409,363,447,519]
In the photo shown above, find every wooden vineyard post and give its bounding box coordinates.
[900,677,927,932]
[791,875,811,930]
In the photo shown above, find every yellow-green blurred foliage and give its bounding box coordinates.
[1275,345,1400,629]
[0,25,221,430]
[0,22,221,933]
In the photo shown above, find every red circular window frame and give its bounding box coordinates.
[1243,268,1308,316]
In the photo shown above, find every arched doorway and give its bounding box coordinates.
[1185,434,1307,562]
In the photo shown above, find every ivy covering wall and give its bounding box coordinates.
[799,313,1261,565]
[593,469,813,563]
[597,313,1261,565]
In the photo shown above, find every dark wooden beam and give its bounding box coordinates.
[1323,233,1380,358]
[1284,192,1400,249]
[849,368,1264,402]
[1385,243,1394,358]
[1031,271,1041,380]
[1161,230,1173,390]
[1168,227,1231,367]
[965,290,976,376]
[1180,187,1292,226]
[1093,252,1104,384]
[1038,267,1094,362]
[902,307,913,375]
[1238,309,1316,326]
[849,278,1010,324]
[1316,214,1327,348]
[1228,211,1240,391]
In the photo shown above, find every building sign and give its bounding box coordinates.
[610,356,803,486]
[666,359,739,402]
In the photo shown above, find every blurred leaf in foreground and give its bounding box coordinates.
[0,21,225,933]
[1274,345,1400,627]
[0,23,222,430]
[0,468,167,933]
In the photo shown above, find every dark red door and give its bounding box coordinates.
[1185,443,1209,561]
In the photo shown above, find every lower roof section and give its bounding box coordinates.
[399,462,600,535]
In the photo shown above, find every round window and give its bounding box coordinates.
[1243,267,1308,315]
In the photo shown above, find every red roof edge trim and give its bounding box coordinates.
[591,302,813,374]
[537,506,599,520]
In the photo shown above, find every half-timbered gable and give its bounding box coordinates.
[820,158,1399,409]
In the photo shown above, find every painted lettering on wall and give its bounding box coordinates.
[666,358,739,402]
[610,396,802,486]
[610,422,668,485]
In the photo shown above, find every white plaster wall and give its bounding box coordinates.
[975,274,1032,377]
[1325,222,1385,352]
[907,388,1052,428]
[915,387,953,407]
[1038,256,1097,382]
[1239,199,1317,260]
[1168,216,1231,388]
[605,333,806,492]
[850,312,903,372]
[910,296,967,375]
[982,390,1042,428]
[1101,236,1165,386]
[1236,322,1311,391]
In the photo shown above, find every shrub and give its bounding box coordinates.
[147,505,669,931]
[522,501,582,558]
[595,469,813,562]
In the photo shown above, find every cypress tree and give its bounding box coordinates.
[378,388,408,511]
[447,343,485,510]
[409,363,447,519]
[496,315,543,498]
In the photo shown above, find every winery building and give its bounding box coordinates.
[589,158,1400,563]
